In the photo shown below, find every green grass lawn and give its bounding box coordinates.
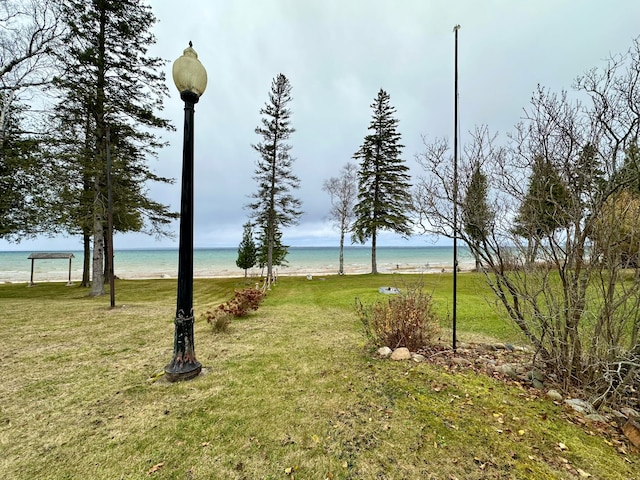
[0,273,637,479]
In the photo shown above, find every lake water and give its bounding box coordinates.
[0,246,473,283]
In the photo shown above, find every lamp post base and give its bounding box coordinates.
[164,359,202,382]
[165,312,201,382]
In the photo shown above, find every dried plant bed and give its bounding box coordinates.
[0,275,637,479]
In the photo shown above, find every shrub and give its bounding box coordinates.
[356,282,440,351]
[204,311,233,333]
[204,287,266,332]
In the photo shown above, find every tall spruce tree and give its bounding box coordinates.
[256,223,288,275]
[462,162,493,270]
[51,0,175,295]
[247,73,302,283]
[352,89,412,273]
[236,222,257,277]
[513,155,572,264]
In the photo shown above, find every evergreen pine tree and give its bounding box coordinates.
[247,74,302,283]
[462,163,493,270]
[236,222,257,277]
[514,155,572,264]
[351,89,412,273]
[51,0,174,295]
[256,224,288,273]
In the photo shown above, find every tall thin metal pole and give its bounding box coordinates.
[165,91,202,382]
[452,25,460,352]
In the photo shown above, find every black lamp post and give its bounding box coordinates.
[164,42,207,382]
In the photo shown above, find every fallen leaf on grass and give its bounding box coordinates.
[147,462,164,475]
[576,468,592,478]
[284,466,298,474]
[473,457,487,470]
[557,442,568,451]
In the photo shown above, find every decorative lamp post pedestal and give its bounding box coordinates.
[164,43,207,382]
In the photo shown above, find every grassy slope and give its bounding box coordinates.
[0,273,637,479]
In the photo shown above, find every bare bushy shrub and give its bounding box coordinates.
[204,288,265,333]
[356,281,440,351]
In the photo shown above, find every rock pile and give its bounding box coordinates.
[375,342,640,448]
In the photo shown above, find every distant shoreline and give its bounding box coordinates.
[0,264,474,285]
[0,245,474,283]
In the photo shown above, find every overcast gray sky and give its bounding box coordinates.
[2,0,640,251]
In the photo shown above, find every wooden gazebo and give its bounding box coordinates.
[27,252,75,286]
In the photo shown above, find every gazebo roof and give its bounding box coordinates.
[28,252,75,260]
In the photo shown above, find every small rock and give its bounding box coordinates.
[411,353,426,363]
[621,407,640,418]
[496,363,518,379]
[494,343,506,350]
[546,389,563,402]
[526,370,545,382]
[608,409,627,420]
[515,365,527,375]
[451,357,472,366]
[531,379,544,390]
[585,413,609,423]
[378,286,400,294]
[504,343,515,351]
[377,346,392,358]
[390,347,411,361]
[565,398,595,415]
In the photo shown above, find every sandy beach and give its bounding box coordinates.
[0,263,473,284]
[0,246,474,284]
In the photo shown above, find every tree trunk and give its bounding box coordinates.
[90,3,107,298]
[90,197,105,296]
[339,229,345,275]
[81,231,91,287]
[371,229,378,274]
[266,223,273,286]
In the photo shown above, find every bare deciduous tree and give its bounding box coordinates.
[415,38,640,409]
[0,0,63,240]
[323,162,357,275]
[0,0,63,138]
